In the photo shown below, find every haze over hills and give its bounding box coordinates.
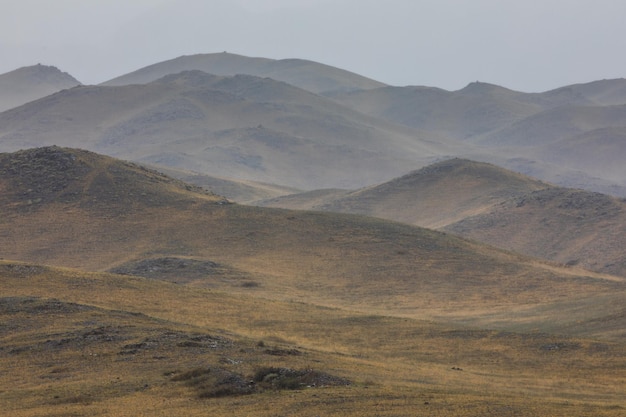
[102,52,387,94]
[0,70,463,189]
[0,64,81,112]
[328,78,626,195]
[1,146,624,331]
[258,158,626,277]
[1,53,626,195]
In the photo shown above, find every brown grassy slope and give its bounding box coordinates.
[0,64,80,112]
[0,71,461,189]
[1,263,625,416]
[444,188,626,277]
[1,147,625,336]
[257,158,551,228]
[101,51,387,94]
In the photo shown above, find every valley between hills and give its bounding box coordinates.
[1,53,626,416]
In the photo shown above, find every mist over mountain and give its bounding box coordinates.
[0,64,80,112]
[0,70,463,190]
[101,52,386,94]
[1,53,625,196]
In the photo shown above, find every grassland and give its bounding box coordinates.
[1,262,625,416]
[1,147,625,415]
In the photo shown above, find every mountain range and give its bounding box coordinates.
[1,52,625,196]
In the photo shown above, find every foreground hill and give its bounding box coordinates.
[102,51,387,94]
[0,64,81,112]
[0,147,624,332]
[2,262,625,416]
[258,158,626,277]
[2,147,625,415]
[0,71,462,189]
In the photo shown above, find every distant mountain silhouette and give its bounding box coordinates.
[0,64,80,112]
[102,52,386,94]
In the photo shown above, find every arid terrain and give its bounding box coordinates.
[1,53,625,416]
[1,147,625,416]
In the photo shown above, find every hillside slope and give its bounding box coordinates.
[258,158,626,277]
[1,147,623,326]
[444,188,626,277]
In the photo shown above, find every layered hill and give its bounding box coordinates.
[0,71,462,190]
[258,158,626,277]
[102,52,386,94]
[0,64,81,112]
[257,158,551,228]
[1,147,624,330]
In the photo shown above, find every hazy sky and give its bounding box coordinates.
[2,0,626,92]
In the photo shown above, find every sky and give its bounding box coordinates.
[2,0,626,92]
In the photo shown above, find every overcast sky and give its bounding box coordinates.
[2,0,625,92]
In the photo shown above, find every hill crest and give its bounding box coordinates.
[0,64,81,112]
[101,52,387,94]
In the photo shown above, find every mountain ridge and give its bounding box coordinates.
[101,52,387,94]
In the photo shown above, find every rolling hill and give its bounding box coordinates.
[0,64,81,112]
[444,187,626,277]
[0,71,463,190]
[101,51,387,94]
[0,146,623,328]
[257,158,551,228]
[2,146,625,416]
[257,158,626,277]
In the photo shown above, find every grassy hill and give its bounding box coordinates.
[101,51,387,94]
[259,158,626,277]
[0,147,623,326]
[444,187,626,277]
[0,64,80,112]
[1,147,625,415]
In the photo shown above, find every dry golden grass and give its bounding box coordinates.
[1,262,625,416]
[1,148,625,415]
